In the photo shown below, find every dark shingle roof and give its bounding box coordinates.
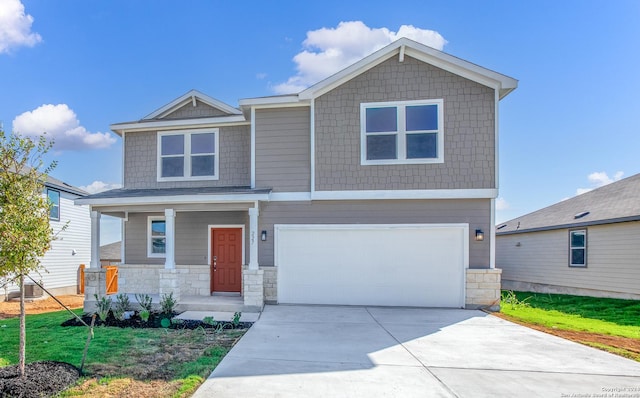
[81,186,271,200]
[100,241,121,261]
[497,173,640,235]
[44,175,89,197]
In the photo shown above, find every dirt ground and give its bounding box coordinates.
[492,312,640,361]
[0,295,84,319]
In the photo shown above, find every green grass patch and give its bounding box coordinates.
[0,309,245,397]
[500,291,640,339]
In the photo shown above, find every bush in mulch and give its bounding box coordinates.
[61,310,253,330]
[0,361,79,398]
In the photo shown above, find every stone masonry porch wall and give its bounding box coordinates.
[466,268,501,311]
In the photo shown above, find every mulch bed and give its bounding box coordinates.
[0,361,79,398]
[61,310,253,330]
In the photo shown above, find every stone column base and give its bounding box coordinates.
[83,268,108,313]
[158,269,181,302]
[243,269,264,311]
[466,268,502,311]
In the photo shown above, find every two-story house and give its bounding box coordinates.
[77,38,517,312]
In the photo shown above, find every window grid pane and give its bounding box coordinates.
[161,157,184,178]
[366,134,397,160]
[191,133,215,154]
[366,107,397,133]
[569,230,586,266]
[161,135,184,156]
[191,155,215,176]
[406,105,438,131]
[406,133,437,159]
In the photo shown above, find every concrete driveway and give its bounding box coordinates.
[193,305,640,397]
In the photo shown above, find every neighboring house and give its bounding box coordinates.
[496,173,640,300]
[100,241,122,266]
[3,175,90,299]
[77,38,517,311]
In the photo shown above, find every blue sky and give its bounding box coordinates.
[1,0,639,244]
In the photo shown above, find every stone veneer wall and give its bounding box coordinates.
[465,268,501,311]
[117,264,210,297]
[262,266,277,303]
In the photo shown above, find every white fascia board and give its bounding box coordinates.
[311,189,498,200]
[144,89,241,119]
[269,192,312,201]
[75,193,270,206]
[299,37,517,101]
[238,95,303,107]
[110,115,248,135]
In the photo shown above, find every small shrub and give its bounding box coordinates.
[135,293,153,311]
[202,316,215,326]
[160,292,177,314]
[232,312,242,327]
[113,294,131,320]
[94,294,112,321]
[501,290,531,310]
[139,309,150,322]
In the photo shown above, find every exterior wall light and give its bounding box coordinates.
[261,230,267,241]
[475,229,484,241]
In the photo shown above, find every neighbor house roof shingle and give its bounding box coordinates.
[496,173,640,235]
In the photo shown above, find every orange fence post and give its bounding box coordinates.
[105,265,118,294]
[78,264,85,294]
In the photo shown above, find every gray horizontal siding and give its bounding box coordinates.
[315,55,495,191]
[124,125,250,189]
[124,211,248,265]
[496,222,640,296]
[258,199,491,268]
[255,107,311,192]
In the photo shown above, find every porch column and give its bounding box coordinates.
[248,207,259,270]
[90,210,101,269]
[164,208,175,269]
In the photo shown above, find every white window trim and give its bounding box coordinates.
[360,99,444,165]
[569,229,587,267]
[147,216,166,258]
[157,129,220,182]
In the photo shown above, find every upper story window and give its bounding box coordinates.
[47,189,60,221]
[148,216,166,257]
[569,229,587,267]
[157,129,219,181]
[360,99,444,165]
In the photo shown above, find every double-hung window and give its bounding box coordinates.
[361,99,444,165]
[148,216,166,257]
[47,189,60,221]
[158,129,219,181]
[569,229,587,267]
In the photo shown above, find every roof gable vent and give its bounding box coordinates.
[574,211,590,219]
[497,224,507,230]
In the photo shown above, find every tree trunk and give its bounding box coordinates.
[19,273,26,378]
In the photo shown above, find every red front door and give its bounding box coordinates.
[211,228,242,293]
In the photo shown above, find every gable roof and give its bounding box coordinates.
[45,174,89,197]
[144,89,242,119]
[110,90,247,135]
[100,241,121,261]
[240,37,518,107]
[497,173,640,235]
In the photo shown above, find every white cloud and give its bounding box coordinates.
[496,197,510,211]
[272,21,447,94]
[256,72,267,80]
[79,180,122,194]
[575,171,624,195]
[0,0,42,54]
[12,104,117,150]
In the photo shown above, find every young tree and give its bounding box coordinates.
[0,131,56,377]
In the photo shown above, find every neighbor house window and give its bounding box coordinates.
[157,129,219,181]
[148,217,166,257]
[569,229,587,267]
[360,99,444,165]
[47,189,60,221]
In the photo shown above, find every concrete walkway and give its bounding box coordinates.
[193,305,640,398]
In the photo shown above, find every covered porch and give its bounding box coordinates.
[76,187,270,313]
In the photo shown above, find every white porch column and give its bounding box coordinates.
[164,208,175,269]
[90,210,101,269]
[248,207,259,270]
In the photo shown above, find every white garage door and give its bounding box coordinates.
[275,224,468,308]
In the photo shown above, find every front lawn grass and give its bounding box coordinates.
[500,291,640,339]
[0,310,244,397]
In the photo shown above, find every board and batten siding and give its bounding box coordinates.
[496,221,640,297]
[123,125,250,189]
[258,199,491,268]
[314,55,496,192]
[254,107,311,192]
[4,192,91,295]
[124,211,248,266]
